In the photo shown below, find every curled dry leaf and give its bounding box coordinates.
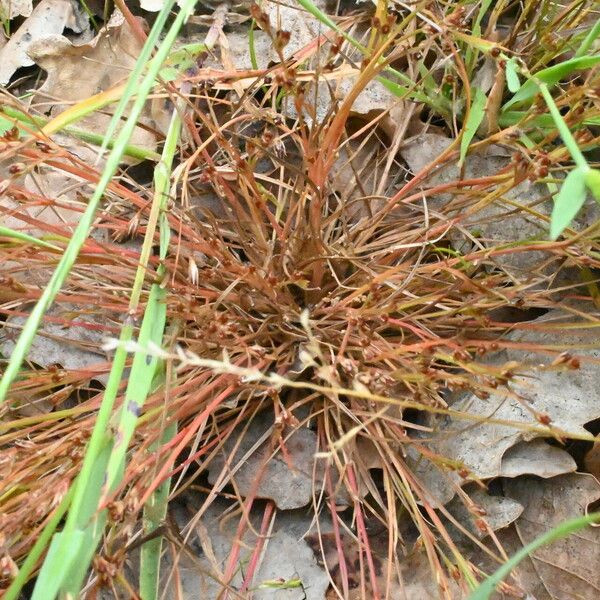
[207,410,319,510]
[0,0,32,20]
[330,135,386,223]
[409,310,600,506]
[26,10,156,156]
[0,0,88,85]
[445,487,524,540]
[499,473,600,600]
[500,439,577,479]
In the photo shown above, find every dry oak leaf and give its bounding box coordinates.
[0,306,109,383]
[0,0,32,20]
[26,10,156,156]
[499,473,600,600]
[207,410,320,510]
[408,310,600,506]
[165,497,329,600]
[0,0,88,84]
[445,487,524,541]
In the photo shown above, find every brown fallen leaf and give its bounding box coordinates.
[500,473,600,600]
[407,309,600,506]
[445,487,524,541]
[26,9,156,156]
[584,443,600,480]
[330,134,387,223]
[500,439,577,479]
[165,496,330,600]
[0,0,32,20]
[0,0,89,85]
[0,305,109,383]
[399,133,599,276]
[207,410,320,510]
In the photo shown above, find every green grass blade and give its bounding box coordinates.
[472,0,494,37]
[2,485,74,600]
[249,19,259,71]
[503,55,600,110]
[103,282,168,492]
[0,105,160,161]
[550,167,588,240]
[103,95,182,497]
[140,420,177,600]
[465,0,494,72]
[584,168,600,200]
[98,0,177,157]
[538,82,588,171]
[575,19,600,58]
[505,58,521,92]
[31,442,112,598]
[0,1,188,404]
[0,225,62,251]
[29,531,85,600]
[467,512,600,600]
[0,0,194,403]
[459,87,486,166]
[22,2,198,597]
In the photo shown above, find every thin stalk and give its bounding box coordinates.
[538,82,589,171]
[574,18,600,58]
[0,225,62,251]
[0,105,160,162]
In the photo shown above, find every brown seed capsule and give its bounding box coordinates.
[537,413,552,426]
[8,163,24,175]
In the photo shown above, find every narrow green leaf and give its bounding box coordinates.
[249,20,259,71]
[0,106,160,161]
[3,485,73,600]
[159,42,207,82]
[538,83,589,171]
[468,512,600,600]
[584,168,600,201]
[140,419,177,600]
[30,531,85,600]
[472,0,494,37]
[459,87,486,166]
[103,280,167,492]
[550,167,588,240]
[575,19,600,58]
[504,55,600,110]
[505,59,521,92]
[25,3,198,599]
[99,0,177,155]
[0,225,62,251]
